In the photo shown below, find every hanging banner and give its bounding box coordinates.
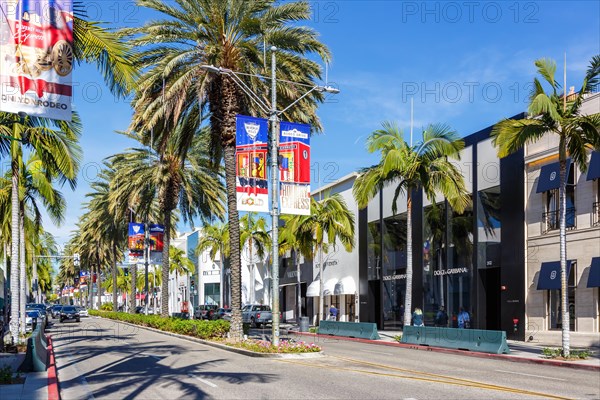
[279,121,311,215]
[149,224,164,252]
[0,0,74,121]
[128,222,145,255]
[236,114,269,213]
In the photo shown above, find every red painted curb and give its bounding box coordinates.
[47,335,60,400]
[288,331,600,371]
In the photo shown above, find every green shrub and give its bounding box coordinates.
[541,347,590,360]
[0,364,12,384]
[100,303,113,311]
[308,327,318,333]
[226,339,322,354]
[394,334,402,342]
[89,310,230,339]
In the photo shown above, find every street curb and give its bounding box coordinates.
[46,335,60,400]
[287,330,600,371]
[93,317,324,359]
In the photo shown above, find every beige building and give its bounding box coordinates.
[525,92,600,346]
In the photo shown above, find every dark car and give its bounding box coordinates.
[214,308,232,321]
[193,304,218,320]
[51,305,63,319]
[60,306,80,323]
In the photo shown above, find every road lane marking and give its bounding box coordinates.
[188,373,218,388]
[361,350,393,356]
[495,370,567,381]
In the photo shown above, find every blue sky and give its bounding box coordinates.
[29,0,599,249]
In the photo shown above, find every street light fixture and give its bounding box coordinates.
[201,48,339,346]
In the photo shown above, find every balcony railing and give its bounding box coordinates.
[594,202,600,227]
[542,208,576,234]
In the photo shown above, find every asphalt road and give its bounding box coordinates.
[48,318,600,400]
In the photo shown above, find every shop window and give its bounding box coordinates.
[548,262,576,331]
[204,283,220,305]
[543,167,576,232]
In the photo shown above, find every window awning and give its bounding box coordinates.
[586,151,600,181]
[306,278,337,297]
[536,260,573,290]
[536,159,572,193]
[334,276,357,295]
[587,257,600,288]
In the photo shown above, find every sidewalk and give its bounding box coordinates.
[283,325,600,371]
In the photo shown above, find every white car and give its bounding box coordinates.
[76,307,89,317]
[26,310,42,332]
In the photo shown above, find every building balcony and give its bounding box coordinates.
[542,208,576,234]
[594,202,600,227]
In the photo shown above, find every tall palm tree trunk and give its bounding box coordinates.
[403,193,413,327]
[160,210,171,317]
[224,145,243,340]
[559,145,570,357]
[19,211,26,334]
[130,264,137,313]
[296,251,302,323]
[249,238,254,304]
[220,250,224,307]
[318,245,324,324]
[112,244,118,311]
[10,144,20,343]
[89,265,94,308]
[97,255,102,310]
[32,258,38,303]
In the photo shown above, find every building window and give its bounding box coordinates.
[543,167,576,233]
[548,262,576,331]
[204,283,220,305]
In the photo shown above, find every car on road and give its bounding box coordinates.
[50,305,63,319]
[214,308,232,321]
[26,310,42,332]
[193,304,218,320]
[76,306,89,317]
[60,306,80,323]
[242,304,276,328]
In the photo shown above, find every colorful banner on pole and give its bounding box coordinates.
[128,222,145,255]
[149,224,164,252]
[279,121,311,215]
[236,114,269,213]
[0,0,74,121]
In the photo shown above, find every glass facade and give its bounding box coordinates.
[382,213,407,330]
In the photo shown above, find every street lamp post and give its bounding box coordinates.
[201,49,338,345]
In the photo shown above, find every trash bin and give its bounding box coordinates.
[299,317,309,332]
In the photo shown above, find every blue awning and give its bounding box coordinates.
[586,151,600,181]
[536,159,572,193]
[587,257,600,288]
[536,260,573,290]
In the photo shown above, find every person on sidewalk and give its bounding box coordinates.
[458,307,470,329]
[435,306,449,327]
[329,305,338,321]
[412,307,424,327]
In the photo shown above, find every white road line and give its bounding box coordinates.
[495,370,567,381]
[361,350,393,356]
[188,373,218,388]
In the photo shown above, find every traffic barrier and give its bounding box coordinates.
[19,325,48,372]
[318,321,381,340]
[401,326,511,354]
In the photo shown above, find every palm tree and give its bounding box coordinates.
[126,0,330,340]
[293,194,355,324]
[491,56,600,356]
[353,122,469,328]
[196,222,230,306]
[169,246,196,312]
[109,127,225,317]
[280,214,314,322]
[240,213,271,304]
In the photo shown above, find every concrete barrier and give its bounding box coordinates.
[19,325,47,372]
[401,326,510,354]
[318,321,381,340]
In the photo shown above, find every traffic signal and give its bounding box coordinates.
[190,279,195,291]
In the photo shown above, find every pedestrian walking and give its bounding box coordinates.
[458,307,470,329]
[329,305,338,321]
[435,306,449,327]
[412,307,424,327]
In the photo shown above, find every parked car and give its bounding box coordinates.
[193,305,218,320]
[242,304,278,328]
[214,308,232,321]
[76,306,89,317]
[26,310,42,332]
[50,305,63,319]
[60,306,80,323]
